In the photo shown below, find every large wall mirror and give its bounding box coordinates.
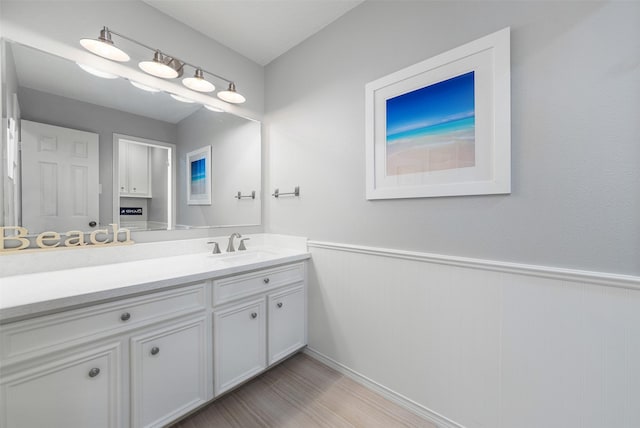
[1,39,261,236]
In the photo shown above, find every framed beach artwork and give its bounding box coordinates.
[365,27,511,199]
[186,146,211,205]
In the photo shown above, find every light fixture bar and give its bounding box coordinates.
[103,28,235,84]
[81,26,246,103]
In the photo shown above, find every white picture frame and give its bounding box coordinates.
[365,27,511,200]
[186,145,212,205]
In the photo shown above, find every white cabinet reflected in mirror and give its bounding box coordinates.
[1,39,261,236]
[115,135,176,231]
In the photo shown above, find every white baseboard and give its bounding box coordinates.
[303,347,466,428]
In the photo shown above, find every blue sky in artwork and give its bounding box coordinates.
[191,158,206,182]
[386,71,475,141]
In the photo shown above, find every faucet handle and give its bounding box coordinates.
[238,238,250,251]
[207,241,221,254]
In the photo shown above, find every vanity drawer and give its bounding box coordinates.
[213,263,305,306]
[1,283,206,362]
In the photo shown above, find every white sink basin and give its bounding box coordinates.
[207,249,279,265]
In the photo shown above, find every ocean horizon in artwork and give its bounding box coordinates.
[190,158,207,195]
[386,71,475,176]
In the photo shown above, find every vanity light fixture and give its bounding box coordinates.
[139,50,184,79]
[130,81,161,93]
[76,63,119,79]
[80,26,246,103]
[183,68,215,93]
[217,82,246,104]
[80,27,130,62]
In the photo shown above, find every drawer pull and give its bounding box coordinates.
[88,368,100,378]
[150,346,160,356]
[263,278,270,284]
[277,302,283,308]
[120,312,131,321]
[250,312,258,319]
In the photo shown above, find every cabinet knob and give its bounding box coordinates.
[120,312,131,321]
[277,302,283,308]
[150,346,160,356]
[88,368,100,378]
[250,312,258,319]
[263,278,270,284]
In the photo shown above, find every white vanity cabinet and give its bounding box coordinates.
[267,285,306,365]
[0,283,209,428]
[0,255,309,427]
[213,298,266,395]
[212,262,307,396]
[119,141,151,197]
[0,341,121,428]
[130,315,208,428]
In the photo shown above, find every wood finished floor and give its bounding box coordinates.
[170,352,436,428]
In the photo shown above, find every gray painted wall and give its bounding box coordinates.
[265,1,640,275]
[176,110,261,227]
[18,87,177,227]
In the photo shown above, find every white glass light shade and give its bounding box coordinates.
[130,81,161,93]
[204,105,224,112]
[217,82,246,104]
[76,63,119,79]
[183,77,215,92]
[183,68,215,92]
[170,94,195,103]
[139,60,179,79]
[80,38,130,62]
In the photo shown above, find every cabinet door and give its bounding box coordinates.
[127,143,150,197]
[214,298,266,396]
[268,285,306,365]
[130,316,208,428]
[0,342,122,428]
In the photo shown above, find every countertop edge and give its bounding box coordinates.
[0,252,311,324]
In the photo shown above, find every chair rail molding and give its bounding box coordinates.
[307,241,640,291]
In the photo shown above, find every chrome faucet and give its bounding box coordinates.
[226,232,242,252]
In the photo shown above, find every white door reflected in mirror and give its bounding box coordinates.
[21,120,100,232]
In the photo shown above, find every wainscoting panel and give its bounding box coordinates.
[307,241,640,428]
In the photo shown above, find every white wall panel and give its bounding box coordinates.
[308,242,640,428]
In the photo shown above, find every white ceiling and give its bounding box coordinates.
[142,0,364,66]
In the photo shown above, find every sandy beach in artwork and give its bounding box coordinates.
[386,128,475,176]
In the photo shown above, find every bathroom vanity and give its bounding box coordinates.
[0,235,309,428]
